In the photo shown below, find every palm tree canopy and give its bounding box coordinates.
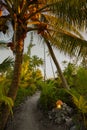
[0,0,87,29]
[0,0,87,56]
[50,0,87,28]
[31,55,43,68]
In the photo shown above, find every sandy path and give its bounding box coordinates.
[6,91,64,130]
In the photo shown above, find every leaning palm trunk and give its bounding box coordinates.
[49,56,56,79]
[0,37,24,130]
[45,39,69,89]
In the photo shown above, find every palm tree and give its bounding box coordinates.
[0,0,87,129]
[31,55,43,70]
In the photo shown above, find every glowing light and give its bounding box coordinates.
[56,100,63,109]
[0,10,3,17]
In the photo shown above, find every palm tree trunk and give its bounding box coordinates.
[49,56,55,79]
[43,43,47,81]
[0,41,23,130]
[45,40,69,89]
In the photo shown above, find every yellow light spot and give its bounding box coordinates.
[57,104,62,109]
[56,100,63,109]
[0,10,3,17]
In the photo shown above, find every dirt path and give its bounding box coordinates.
[6,91,64,130]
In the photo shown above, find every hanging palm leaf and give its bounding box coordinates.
[0,57,14,72]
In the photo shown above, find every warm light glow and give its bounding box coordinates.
[56,100,63,109]
[0,10,2,17]
[57,104,61,109]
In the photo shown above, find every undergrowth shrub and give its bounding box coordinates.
[74,67,87,98]
[39,80,75,111]
[39,81,57,111]
[0,82,13,123]
[67,88,87,129]
[55,88,74,107]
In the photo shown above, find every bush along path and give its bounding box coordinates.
[5,91,85,130]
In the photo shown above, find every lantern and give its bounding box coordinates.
[0,9,2,17]
[56,100,63,109]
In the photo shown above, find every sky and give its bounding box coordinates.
[0,27,87,78]
[0,31,71,78]
[0,44,72,79]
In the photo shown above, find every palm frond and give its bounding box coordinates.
[0,0,87,58]
[38,13,87,57]
[0,16,9,33]
[0,41,8,49]
[44,14,85,39]
[47,29,87,57]
[0,82,14,114]
[49,0,87,28]
[0,57,14,72]
[2,0,13,17]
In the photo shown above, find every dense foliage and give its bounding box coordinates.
[0,48,43,107]
[39,62,87,128]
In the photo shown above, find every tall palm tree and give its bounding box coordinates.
[0,0,87,129]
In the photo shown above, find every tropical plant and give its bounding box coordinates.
[77,67,87,87]
[74,67,87,97]
[63,62,87,98]
[67,89,87,128]
[39,80,57,111]
[15,52,43,106]
[63,62,77,87]
[0,58,14,121]
[30,55,43,70]
[0,56,14,87]
[0,0,87,129]
[0,57,14,73]
[0,82,13,115]
[81,56,87,69]
[20,57,43,88]
[20,44,43,87]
